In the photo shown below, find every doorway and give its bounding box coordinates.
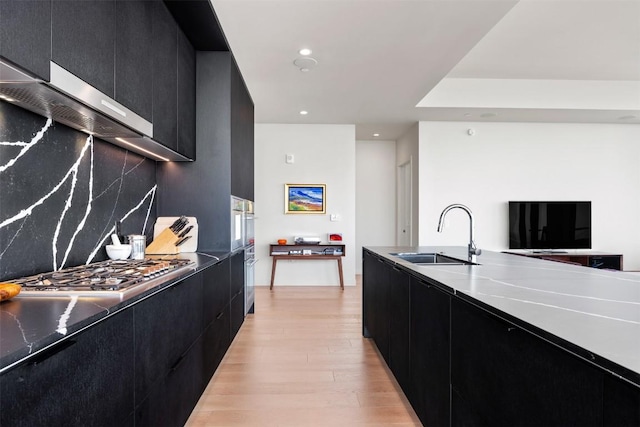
[397,159,412,246]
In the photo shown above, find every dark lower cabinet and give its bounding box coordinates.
[603,375,640,427]
[409,277,451,427]
[203,258,231,329]
[363,249,640,427]
[373,257,390,363]
[388,265,410,391]
[1,260,243,426]
[134,273,203,404]
[451,297,603,427]
[203,304,231,382]
[135,337,204,427]
[0,310,134,427]
[362,250,376,339]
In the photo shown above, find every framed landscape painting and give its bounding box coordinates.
[285,184,326,214]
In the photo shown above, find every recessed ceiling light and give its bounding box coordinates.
[299,48,312,56]
[373,133,380,137]
[618,115,636,120]
[300,110,308,115]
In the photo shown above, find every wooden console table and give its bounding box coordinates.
[269,243,346,289]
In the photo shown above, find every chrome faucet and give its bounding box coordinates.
[437,204,481,263]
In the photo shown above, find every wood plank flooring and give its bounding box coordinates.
[185,277,421,426]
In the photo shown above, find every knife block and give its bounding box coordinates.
[153,217,198,253]
[145,228,180,255]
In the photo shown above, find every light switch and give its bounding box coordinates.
[330,214,341,222]
[285,154,294,164]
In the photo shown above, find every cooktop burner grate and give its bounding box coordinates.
[11,258,196,297]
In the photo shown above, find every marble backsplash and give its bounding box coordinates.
[0,101,157,281]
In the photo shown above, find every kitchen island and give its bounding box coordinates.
[363,246,640,427]
[0,250,243,427]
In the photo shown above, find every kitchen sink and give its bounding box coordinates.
[390,252,474,265]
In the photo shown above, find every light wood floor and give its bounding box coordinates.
[185,277,421,426]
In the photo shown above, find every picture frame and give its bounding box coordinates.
[285,184,326,214]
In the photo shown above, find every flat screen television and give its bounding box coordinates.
[509,201,592,250]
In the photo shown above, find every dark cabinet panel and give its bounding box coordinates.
[203,258,230,329]
[388,265,410,391]
[373,257,390,363]
[135,337,204,427]
[0,310,134,427]
[151,0,178,151]
[409,277,451,427]
[203,304,231,382]
[0,0,51,80]
[451,297,603,427]
[230,250,245,339]
[134,274,203,404]
[230,59,254,200]
[115,0,153,120]
[177,27,196,159]
[603,375,640,427]
[362,250,376,338]
[52,0,116,97]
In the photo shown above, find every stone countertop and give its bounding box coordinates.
[0,252,228,373]
[365,246,640,387]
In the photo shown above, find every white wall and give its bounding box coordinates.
[396,123,420,245]
[254,124,357,286]
[355,140,397,274]
[418,121,640,270]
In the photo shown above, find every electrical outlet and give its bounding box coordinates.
[330,214,341,222]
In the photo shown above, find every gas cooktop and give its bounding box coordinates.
[11,258,196,298]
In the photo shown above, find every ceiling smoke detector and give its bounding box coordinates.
[293,57,318,72]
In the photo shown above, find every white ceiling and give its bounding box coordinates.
[211,0,640,140]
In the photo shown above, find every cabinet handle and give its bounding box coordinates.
[393,266,402,272]
[507,327,516,332]
[216,311,224,320]
[29,339,77,366]
[169,354,186,372]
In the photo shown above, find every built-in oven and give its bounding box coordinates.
[244,200,256,314]
[231,196,256,314]
[231,196,245,251]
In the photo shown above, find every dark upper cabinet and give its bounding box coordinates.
[151,0,178,151]
[150,1,196,159]
[0,310,135,427]
[177,27,196,160]
[451,297,603,427]
[52,0,116,97]
[115,0,153,121]
[157,51,254,251]
[0,0,51,80]
[409,277,451,427]
[230,59,255,200]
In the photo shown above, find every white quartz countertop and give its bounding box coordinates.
[366,246,640,386]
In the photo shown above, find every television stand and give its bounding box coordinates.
[504,250,623,271]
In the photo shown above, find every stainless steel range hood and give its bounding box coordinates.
[0,60,191,162]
